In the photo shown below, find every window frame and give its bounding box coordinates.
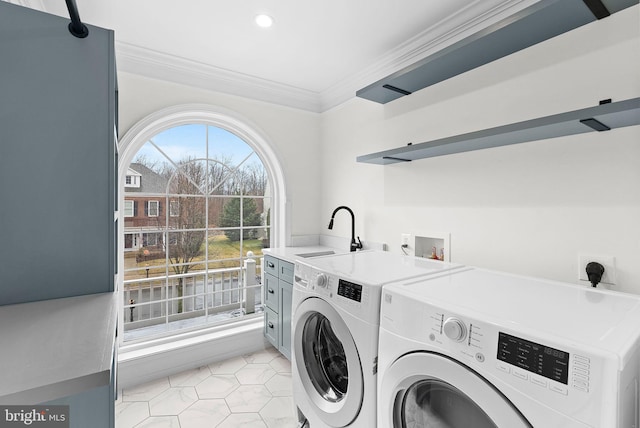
[117,104,287,346]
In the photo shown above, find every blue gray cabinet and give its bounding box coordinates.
[263,255,294,359]
[0,3,117,427]
[0,2,117,305]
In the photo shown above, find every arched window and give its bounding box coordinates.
[118,105,286,341]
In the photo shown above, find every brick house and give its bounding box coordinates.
[123,163,170,255]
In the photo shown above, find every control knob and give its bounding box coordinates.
[316,273,328,288]
[443,317,467,342]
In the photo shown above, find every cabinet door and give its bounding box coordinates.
[279,260,294,284]
[264,273,279,312]
[264,256,279,277]
[264,307,279,348]
[279,281,293,360]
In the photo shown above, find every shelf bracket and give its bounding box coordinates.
[580,118,611,132]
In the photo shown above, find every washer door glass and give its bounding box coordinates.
[400,379,497,428]
[302,312,348,401]
[293,296,364,427]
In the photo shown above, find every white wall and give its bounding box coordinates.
[117,73,323,242]
[320,6,640,294]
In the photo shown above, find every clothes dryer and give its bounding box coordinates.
[291,251,465,428]
[378,268,640,428]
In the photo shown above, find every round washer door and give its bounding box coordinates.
[380,353,532,428]
[293,297,364,427]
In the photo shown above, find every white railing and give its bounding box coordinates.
[123,258,262,333]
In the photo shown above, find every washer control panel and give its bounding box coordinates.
[298,267,381,322]
[337,279,363,302]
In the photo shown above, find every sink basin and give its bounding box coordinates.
[295,250,336,258]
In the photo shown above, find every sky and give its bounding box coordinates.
[133,124,263,170]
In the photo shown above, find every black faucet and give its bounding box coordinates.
[328,206,363,252]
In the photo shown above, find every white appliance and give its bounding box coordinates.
[292,251,464,428]
[378,268,640,428]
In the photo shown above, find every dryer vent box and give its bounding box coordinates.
[415,233,450,262]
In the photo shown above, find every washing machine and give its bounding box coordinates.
[378,268,640,428]
[291,251,465,427]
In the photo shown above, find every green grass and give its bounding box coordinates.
[207,235,265,259]
[125,235,266,279]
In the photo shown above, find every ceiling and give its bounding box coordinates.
[15,0,540,111]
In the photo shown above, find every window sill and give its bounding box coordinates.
[117,317,268,389]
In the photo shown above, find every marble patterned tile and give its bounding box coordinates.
[195,374,240,399]
[178,399,230,428]
[225,385,272,412]
[242,347,279,364]
[116,351,296,428]
[269,356,292,373]
[265,373,293,397]
[114,401,148,428]
[260,396,297,428]
[121,377,170,402]
[134,416,180,428]
[148,386,199,416]
[216,413,267,428]
[168,366,211,387]
[235,363,276,385]
[209,355,247,374]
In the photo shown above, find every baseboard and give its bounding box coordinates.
[117,318,269,390]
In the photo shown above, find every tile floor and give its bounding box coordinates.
[115,346,298,428]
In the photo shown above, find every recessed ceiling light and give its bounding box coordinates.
[255,14,274,28]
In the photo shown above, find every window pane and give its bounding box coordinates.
[148,201,159,217]
[166,230,206,273]
[167,196,205,230]
[124,200,134,217]
[219,197,242,229]
[208,126,254,163]
[169,200,179,217]
[153,124,207,161]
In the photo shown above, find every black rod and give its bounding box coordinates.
[65,0,89,38]
[382,84,412,96]
[382,156,412,162]
[582,0,610,19]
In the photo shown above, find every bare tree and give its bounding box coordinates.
[166,159,206,313]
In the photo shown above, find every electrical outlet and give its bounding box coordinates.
[401,234,411,247]
[578,254,616,285]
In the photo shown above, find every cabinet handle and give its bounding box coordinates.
[268,288,275,294]
[268,322,274,329]
[267,262,275,268]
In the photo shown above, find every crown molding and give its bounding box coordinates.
[116,42,323,113]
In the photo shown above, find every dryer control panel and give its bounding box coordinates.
[381,291,612,423]
[425,306,596,398]
[497,332,569,386]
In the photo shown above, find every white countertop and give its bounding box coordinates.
[262,246,348,264]
[0,292,117,404]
